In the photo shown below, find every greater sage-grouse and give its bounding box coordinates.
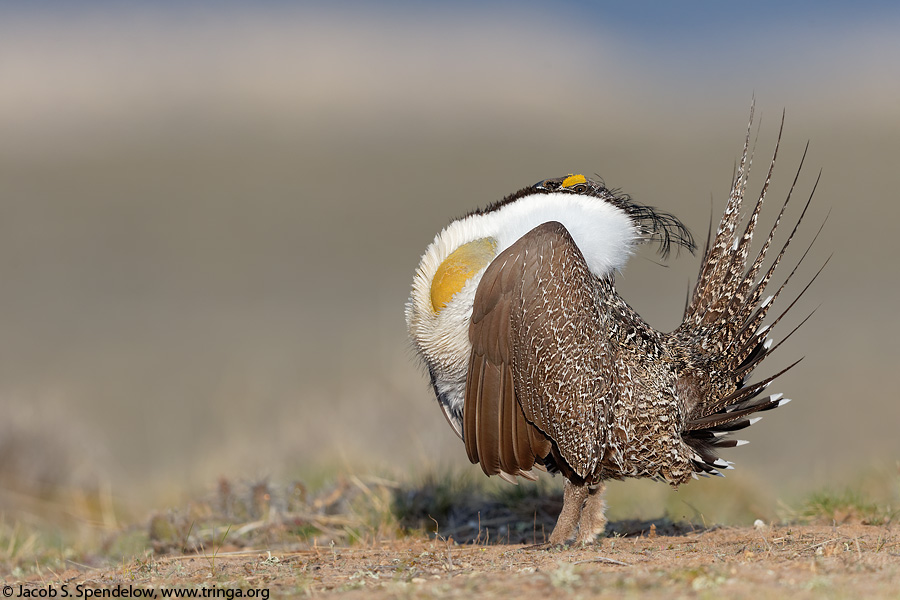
[405,111,823,544]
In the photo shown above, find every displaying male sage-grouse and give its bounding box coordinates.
[405,111,823,544]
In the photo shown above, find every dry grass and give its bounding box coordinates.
[2,468,899,597]
[6,519,900,599]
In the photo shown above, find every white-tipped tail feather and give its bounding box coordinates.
[672,107,825,479]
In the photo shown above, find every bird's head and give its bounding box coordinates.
[405,175,694,431]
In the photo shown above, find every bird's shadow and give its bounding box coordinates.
[393,479,708,545]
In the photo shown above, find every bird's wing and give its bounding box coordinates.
[464,221,612,482]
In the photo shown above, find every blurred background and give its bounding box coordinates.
[0,1,898,519]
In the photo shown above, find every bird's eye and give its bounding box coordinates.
[571,184,587,193]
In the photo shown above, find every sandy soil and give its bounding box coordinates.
[10,524,899,599]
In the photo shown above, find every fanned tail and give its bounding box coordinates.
[670,108,827,478]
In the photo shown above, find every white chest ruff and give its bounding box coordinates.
[406,192,638,432]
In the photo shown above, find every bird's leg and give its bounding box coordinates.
[548,480,588,545]
[575,482,607,544]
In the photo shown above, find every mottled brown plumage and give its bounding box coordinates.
[406,109,824,544]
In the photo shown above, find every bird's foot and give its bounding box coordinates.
[546,480,608,546]
[575,482,607,544]
[546,480,588,545]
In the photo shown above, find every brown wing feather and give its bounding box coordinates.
[466,327,541,477]
[465,221,610,482]
[463,353,481,464]
[498,364,517,471]
[475,358,503,476]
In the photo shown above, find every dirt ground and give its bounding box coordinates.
[10,523,899,599]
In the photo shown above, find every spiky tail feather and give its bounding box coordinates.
[669,107,827,478]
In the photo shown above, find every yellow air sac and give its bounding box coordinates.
[431,237,497,312]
